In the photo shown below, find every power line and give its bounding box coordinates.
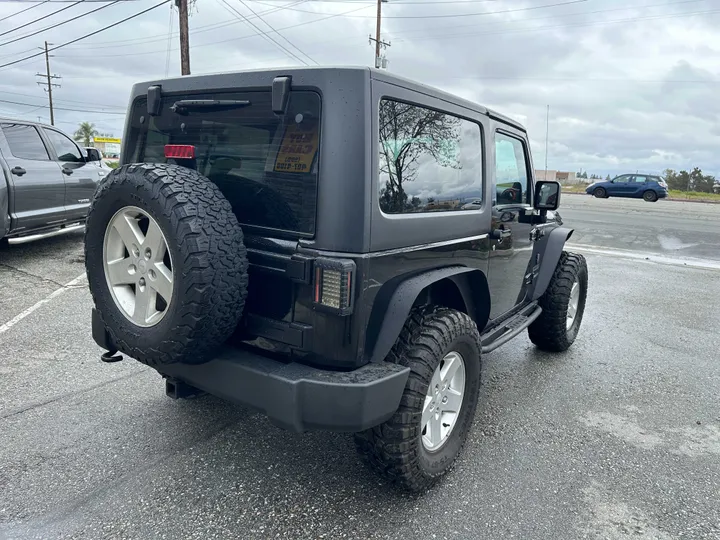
[235,0,318,65]
[0,90,125,109]
[216,0,310,65]
[0,1,121,48]
[55,1,367,59]
[249,0,589,18]
[0,97,127,114]
[59,0,314,49]
[392,7,720,43]
[386,0,713,37]
[0,0,83,39]
[52,0,701,61]
[0,1,50,23]
[0,0,171,71]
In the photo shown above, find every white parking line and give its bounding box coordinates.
[0,272,87,335]
[567,244,720,271]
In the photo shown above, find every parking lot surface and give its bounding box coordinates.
[1,197,719,540]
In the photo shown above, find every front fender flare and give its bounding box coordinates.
[532,226,574,301]
[366,266,485,363]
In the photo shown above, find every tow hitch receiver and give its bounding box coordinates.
[165,378,206,400]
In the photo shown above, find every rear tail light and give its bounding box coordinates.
[312,258,355,315]
[164,144,196,159]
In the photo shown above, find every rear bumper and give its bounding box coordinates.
[91,309,409,433]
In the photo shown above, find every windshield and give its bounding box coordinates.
[126,89,321,235]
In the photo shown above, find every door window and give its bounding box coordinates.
[45,129,84,163]
[1,123,50,160]
[378,99,483,214]
[632,175,648,183]
[494,133,530,205]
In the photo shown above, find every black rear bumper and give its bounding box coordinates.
[92,309,409,433]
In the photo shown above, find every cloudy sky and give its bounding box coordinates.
[0,0,717,177]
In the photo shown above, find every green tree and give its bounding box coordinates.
[605,174,611,181]
[73,122,98,147]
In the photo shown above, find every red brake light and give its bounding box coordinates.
[164,145,195,159]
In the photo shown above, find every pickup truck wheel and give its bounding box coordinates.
[354,307,482,492]
[85,163,248,366]
[0,237,8,250]
[528,251,588,352]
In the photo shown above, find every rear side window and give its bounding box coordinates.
[1,123,49,161]
[127,90,321,235]
[378,99,483,214]
[44,129,84,163]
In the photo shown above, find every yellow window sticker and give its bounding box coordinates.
[274,121,319,173]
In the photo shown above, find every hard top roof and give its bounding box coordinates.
[131,66,526,132]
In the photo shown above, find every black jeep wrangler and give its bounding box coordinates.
[86,67,588,492]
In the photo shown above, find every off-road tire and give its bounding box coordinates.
[593,187,607,198]
[643,190,658,202]
[0,237,9,250]
[354,307,482,492]
[84,163,249,367]
[528,251,588,352]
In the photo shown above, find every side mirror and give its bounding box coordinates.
[534,180,561,211]
[86,148,102,162]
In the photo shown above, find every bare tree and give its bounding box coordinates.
[379,101,461,213]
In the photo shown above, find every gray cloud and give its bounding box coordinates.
[0,0,717,176]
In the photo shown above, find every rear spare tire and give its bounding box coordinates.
[84,163,248,366]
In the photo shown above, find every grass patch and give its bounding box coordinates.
[668,190,720,201]
[560,184,589,193]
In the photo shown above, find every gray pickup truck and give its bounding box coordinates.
[0,118,106,246]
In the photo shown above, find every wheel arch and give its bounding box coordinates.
[365,266,490,363]
[531,226,574,301]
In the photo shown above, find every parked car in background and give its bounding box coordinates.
[586,174,668,202]
[0,119,104,246]
[84,147,113,178]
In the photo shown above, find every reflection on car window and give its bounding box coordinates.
[494,133,530,205]
[378,99,483,214]
[45,129,83,163]
[1,123,49,161]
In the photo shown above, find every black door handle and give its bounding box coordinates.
[62,167,73,175]
[490,228,512,240]
[11,166,26,176]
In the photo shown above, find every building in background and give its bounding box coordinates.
[535,170,579,184]
[92,136,121,163]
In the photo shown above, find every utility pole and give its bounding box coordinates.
[369,0,390,69]
[176,0,190,75]
[36,41,61,126]
[544,104,550,180]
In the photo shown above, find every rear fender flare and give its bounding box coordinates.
[532,226,574,301]
[365,266,488,363]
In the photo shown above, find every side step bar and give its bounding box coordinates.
[8,223,84,245]
[480,302,542,353]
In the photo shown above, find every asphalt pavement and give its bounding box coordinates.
[1,197,719,540]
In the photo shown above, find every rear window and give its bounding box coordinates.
[126,90,321,235]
